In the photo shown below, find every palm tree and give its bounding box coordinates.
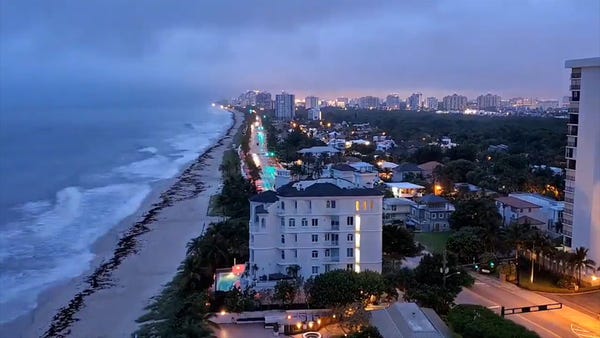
[570,247,597,286]
[502,222,534,285]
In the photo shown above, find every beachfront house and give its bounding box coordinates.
[248,179,383,285]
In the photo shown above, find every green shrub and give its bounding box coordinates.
[448,304,539,338]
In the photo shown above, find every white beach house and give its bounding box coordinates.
[248,178,383,283]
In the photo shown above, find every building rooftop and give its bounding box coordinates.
[418,194,449,204]
[385,182,425,190]
[394,162,423,172]
[276,181,383,198]
[250,190,279,203]
[418,161,444,172]
[565,57,600,68]
[330,163,356,172]
[384,197,417,206]
[370,302,450,338]
[496,196,541,209]
[516,215,545,226]
[297,146,341,154]
[378,161,398,170]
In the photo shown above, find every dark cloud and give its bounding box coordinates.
[1,0,598,109]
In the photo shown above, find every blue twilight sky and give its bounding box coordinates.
[1,0,599,108]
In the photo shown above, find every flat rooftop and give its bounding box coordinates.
[565,57,600,68]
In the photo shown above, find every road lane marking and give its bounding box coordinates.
[516,315,563,338]
[571,324,600,338]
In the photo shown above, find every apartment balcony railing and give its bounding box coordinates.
[571,72,581,79]
[325,255,340,262]
[569,84,581,90]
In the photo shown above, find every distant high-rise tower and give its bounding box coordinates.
[443,94,468,111]
[477,93,501,110]
[425,97,438,110]
[275,92,295,120]
[256,92,272,110]
[564,57,600,266]
[407,93,422,110]
[358,96,380,109]
[305,96,319,110]
[386,94,401,109]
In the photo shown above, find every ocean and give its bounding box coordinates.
[0,105,232,324]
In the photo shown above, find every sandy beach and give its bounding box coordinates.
[1,109,244,338]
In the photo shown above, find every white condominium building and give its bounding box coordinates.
[249,179,383,281]
[564,57,600,265]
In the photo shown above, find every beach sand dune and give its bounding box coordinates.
[1,110,243,338]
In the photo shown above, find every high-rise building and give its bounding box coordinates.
[407,93,422,110]
[305,96,319,110]
[238,90,258,106]
[425,97,438,110]
[256,92,272,110]
[443,94,468,111]
[477,93,501,110]
[358,96,380,109]
[308,108,321,121]
[248,179,383,280]
[386,94,401,110]
[275,92,295,120]
[564,57,600,266]
[336,97,349,108]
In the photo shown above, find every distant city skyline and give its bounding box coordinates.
[1,1,599,109]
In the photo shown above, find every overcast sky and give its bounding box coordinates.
[1,0,598,108]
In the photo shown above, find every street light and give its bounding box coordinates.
[439,267,461,288]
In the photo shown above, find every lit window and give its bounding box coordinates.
[355,201,360,211]
[363,201,367,210]
[370,200,374,210]
[302,218,308,226]
[312,234,318,242]
[312,250,319,258]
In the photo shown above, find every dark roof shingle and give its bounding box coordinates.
[250,190,279,203]
[276,182,383,197]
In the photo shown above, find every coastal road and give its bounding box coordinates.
[457,274,600,338]
[248,114,278,190]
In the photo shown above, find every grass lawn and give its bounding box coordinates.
[517,264,600,293]
[414,232,451,253]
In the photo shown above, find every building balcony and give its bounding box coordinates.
[325,240,339,247]
[569,84,581,90]
[324,255,340,262]
[571,72,581,79]
[330,223,340,231]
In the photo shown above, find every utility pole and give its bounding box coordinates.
[441,249,448,288]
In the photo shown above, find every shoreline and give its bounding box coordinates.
[0,108,244,337]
